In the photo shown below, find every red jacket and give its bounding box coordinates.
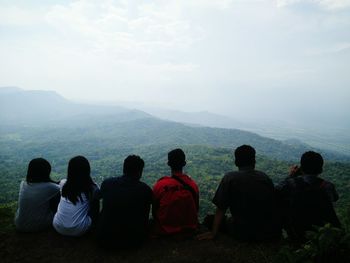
[152,172,199,235]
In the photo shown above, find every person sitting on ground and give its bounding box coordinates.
[15,158,60,232]
[198,145,281,241]
[96,155,152,248]
[276,151,341,240]
[53,156,99,237]
[152,148,199,236]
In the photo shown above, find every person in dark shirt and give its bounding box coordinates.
[276,151,341,240]
[198,145,281,241]
[96,155,152,248]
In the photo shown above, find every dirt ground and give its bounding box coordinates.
[0,204,281,263]
[0,227,281,263]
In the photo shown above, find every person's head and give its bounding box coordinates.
[300,151,323,175]
[123,155,145,180]
[26,158,54,183]
[62,156,94,204]
[234,145,256,169]
[167,148,186,171]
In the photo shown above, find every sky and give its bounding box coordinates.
[0,0,350,124]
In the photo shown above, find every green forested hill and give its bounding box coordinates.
[1,143,349,222]
[1,117,349,162]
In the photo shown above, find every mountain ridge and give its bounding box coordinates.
[116,100,350,156]
[0,87,149,125]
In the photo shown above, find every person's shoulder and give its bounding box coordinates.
[254,170,268,176]
[101,177,120,187]
[303,175,328,188]
[319,177,335,186]
[18,181,28,194]
[276,175,301,193]
[59,179,67,188]
[138,181,153,197]
[254,170,273,180]
[19,180,26,188]
[182,173,197,183]
[282,175,299,184]
[102,177,117,184]
[224,171,238,176]
[139,180,152,190]
[155,176,172,184]
[29,181,60,190]
[285,175,307,190]
[222,171,240,180]
[318,177,337,191]
[318,177,339,201]
[153,176,172,191]
[181,173,199,191]
[47,181,60,190]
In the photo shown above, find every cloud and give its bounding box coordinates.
[306,42,350,55]
[276,0,350,10]
[319,0,350,10]
[181,0,233,10]
[0,6,46,26]
[42,0,206,64]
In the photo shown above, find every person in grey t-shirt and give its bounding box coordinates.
[15,158,60,232]
[198,145,281,241]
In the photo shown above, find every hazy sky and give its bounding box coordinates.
[1,0,349,122]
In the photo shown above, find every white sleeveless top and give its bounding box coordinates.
[53,179,94,236]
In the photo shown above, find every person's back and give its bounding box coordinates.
[53,180,98,236]
[53,156,99,237]
[97,155,152,248]
[15,181,60,232]
[153,172,199,234]
[198,145,281,241]
[213,169,280,241]
[15,158,60,232]
[277,151,341,240]
[152,149,199,235]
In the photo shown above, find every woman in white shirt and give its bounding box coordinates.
[15,158,60,232]
[53,156,99,237]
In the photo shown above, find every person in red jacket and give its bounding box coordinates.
[152,148,199,235]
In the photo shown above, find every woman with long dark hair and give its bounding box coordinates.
[53,156,99,236]
[15,158,60,232]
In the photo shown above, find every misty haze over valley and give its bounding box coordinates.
[1,86,349,156]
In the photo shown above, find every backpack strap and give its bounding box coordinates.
[171,175,199,210]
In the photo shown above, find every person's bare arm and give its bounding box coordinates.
[197,208,225,240]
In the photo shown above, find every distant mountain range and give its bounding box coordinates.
[0,87,150,126]
[0,86,348,161]
[116,99,350,156]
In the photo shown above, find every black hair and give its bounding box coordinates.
[26,158,55,183]
[168,148,186,171]
[234,145,256,168]
[123,155,145,179]
[61,156,95,205]
[300,151,323,175]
